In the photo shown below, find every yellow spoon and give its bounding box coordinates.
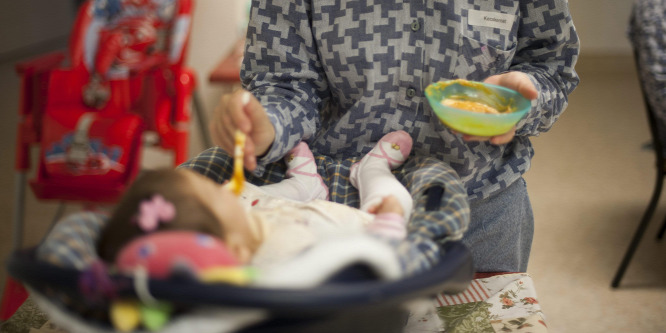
[228,130,246,196]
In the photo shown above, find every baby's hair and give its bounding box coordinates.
[97,169,224,262]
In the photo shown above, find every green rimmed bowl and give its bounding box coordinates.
[425,80,531,137]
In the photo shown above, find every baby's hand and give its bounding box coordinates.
[367,195,404,216]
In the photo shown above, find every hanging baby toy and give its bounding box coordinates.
[107,195,255,331]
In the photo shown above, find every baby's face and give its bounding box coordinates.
[180,169,256,263]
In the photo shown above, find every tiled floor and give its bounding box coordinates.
[1,54,665,332]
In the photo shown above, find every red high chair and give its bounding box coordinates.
[2,0,200,320]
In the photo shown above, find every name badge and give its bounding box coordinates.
[468,9,514,31]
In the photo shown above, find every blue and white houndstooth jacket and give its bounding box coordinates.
[242,0,580,201]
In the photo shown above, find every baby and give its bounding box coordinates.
[98,131,415,267]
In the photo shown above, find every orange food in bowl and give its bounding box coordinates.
[441,99,500,114]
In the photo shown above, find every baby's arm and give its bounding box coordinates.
[366,195,407,240]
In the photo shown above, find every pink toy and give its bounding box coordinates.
[116,231,240,279]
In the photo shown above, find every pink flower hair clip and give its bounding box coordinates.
[135,195,176,232]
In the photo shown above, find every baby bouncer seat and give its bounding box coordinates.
[8,225,473,333]
[7,160,475,332]
[4,0,198,320]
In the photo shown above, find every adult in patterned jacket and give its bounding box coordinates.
[189,0,580,274]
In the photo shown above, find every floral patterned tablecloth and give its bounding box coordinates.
[405,273,548,333]
[5,273,546,333]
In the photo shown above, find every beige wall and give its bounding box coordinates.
[0,2,76,54]
[568,1,633,56]
[187,0,245,153]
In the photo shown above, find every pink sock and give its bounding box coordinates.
[350,131,414,220]
[358,130,413,170]
[285,142,329,201]
[368,213,407,239]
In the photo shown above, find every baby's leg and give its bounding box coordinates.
[260,142,329,201]
[367,195,408,239]
[350,131,413,221]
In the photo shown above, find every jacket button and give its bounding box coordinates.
[406,88,416,98]
[411,20,420,32]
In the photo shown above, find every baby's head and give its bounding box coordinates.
[98,168,256,263]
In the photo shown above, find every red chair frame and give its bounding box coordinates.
[4,0,199,320]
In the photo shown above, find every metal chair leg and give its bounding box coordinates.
[611,173,663,288]
[0,173,29,321]
[192,88,213,149]
[658,215,666,240]
[11,173,26,252]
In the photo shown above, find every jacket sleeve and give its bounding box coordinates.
[512,0,580,137]
[241,0,328,175]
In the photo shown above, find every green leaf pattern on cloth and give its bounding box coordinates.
[437,302,494,333]
[433,273,548,332]
[490,314,548,332]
